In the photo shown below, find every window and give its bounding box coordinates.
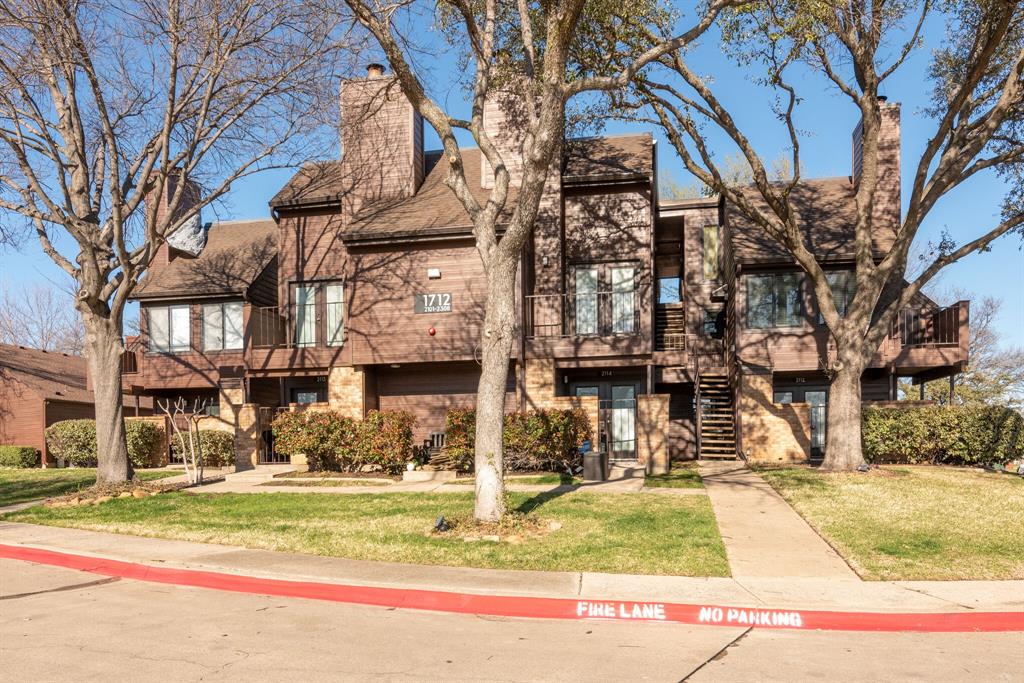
[574,267,599,336]
[294,390,320,404]
[202,302,243,351]
[773,391,793,404]
[746,273,803,328]
[703,308,725,339]
[148,305,190,353]
[818,271,856,324]
[611,266,636,334]
[293,284,317,347]
[702,225,720,280]
[657,276,681,304]
[325,283,345,347]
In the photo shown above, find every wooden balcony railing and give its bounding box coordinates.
[524,292,641,339]
[250,306,290,349]
[892,301,966,348]
[656,304,686,351]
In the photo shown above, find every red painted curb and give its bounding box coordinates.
[2,543,1022,633]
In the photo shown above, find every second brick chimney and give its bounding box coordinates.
[852,100,901,230]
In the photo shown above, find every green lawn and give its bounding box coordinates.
[451,473,582,486]
[261,479,390,488]
[758,465,1024,580]
[0,468,179,508]
[644,462,703,489]
[9,490,730,576]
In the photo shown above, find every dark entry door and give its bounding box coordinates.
[573,382,640,461]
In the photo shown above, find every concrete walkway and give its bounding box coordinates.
[2,522,1021,613]
[699,460,859,580]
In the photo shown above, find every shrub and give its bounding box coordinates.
[46,419,165,468]
[45,420,97,466]
[272,409,359,471]
[125,420,165,468]
[171,430,235,467]
[862,405,1023,466]
[441,407,592,473]
[357,410,415,474]
[0,445,38,468]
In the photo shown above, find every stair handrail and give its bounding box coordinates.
[695,352,702,459]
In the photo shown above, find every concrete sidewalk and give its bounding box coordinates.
[699,460,858,580]
[2,522,1021,614]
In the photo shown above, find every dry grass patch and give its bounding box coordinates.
[757,465,1024,580]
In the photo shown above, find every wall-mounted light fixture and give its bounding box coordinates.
[541,256,549,268]
[427,268,441,279]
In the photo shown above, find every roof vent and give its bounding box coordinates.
[366,63,385,78]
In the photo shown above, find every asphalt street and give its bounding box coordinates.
[2,559,1021,682]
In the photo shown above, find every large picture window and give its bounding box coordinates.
[202,302,244,351]
[746,273,803,328]
[290,281,344,347]
[148,305,191,353]
[818,271,856,324]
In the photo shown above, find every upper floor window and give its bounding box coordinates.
[148,305,190,353]
[818,271,856,324]
[658,276,681,304]
[202,302,244,351]
[572,264,637,336]
[702,225,720,281]
[746,273,802,328]
[292,281,344,348]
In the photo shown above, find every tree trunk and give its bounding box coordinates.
[473,255,518,522]
[82,313,132,484]
[820,361,867,471]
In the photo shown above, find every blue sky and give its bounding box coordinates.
[1,9,1021,349]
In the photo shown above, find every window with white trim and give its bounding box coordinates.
[746,272,803,329]
[202,301,244,351]
[148,305,191,353]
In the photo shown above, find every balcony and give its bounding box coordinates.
[879,300,969,372]
[245,305,347,373]
[524,291,648,359]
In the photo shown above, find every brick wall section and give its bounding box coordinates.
[234,404,260,469]
[328,366,366,419]
[522,359,600,449]
[738,373,810,462]
[637,394,670,474]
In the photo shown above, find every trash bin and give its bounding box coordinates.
[583,447,607,482]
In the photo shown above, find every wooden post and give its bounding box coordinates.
[919,382,925,401]
[948,374,955,405]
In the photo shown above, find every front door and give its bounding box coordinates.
[573,382,639,461]
[806,390,827,453]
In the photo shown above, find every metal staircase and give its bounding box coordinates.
[697,374,737,459]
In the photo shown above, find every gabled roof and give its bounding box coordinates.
[727,177,897,264]
[133,219,277,300]
[562,133,653,183]
[0,344,93,404]
[342,148,516,243]
[275,133,655,243]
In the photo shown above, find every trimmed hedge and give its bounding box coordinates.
[45,419,166,468]
[0,445,38,468]
[271,409,415,474]
[172,430,235,467]
[862,405,1023,466]
[443,407,592,473]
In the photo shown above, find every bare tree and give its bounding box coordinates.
[630,0,1024,470]
[158,397,209,485]
[0,0,355,484]
[0,281,84,354]
[342,0,737,520]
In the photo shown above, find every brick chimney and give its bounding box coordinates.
[480,90,528,189]
[147,171,202,264]
[852,100,901,229]
[340,63,424,215]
